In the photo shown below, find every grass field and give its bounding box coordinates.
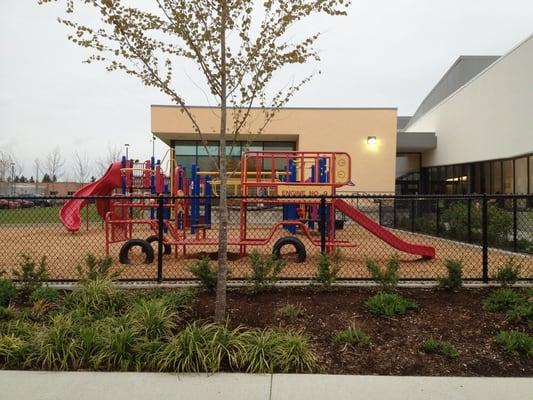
[0,204,101,224]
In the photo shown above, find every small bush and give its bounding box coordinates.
[12,255,48,300]
[494,258,521,287]
[189,257,217,292]
[0,334,29,366]
[30,313,80,370]
[483,288,525,313]
[366,292,418,317]
[158,322,242,372]
[505,303,533,326]
[495,331,533,357]
[314,250,341,287]
[422,338,459,358]
[0,280,16,307]
[31,286,60,303]
[276,303,305,321]
[247,251,285,292]
[66,278,127,319]
[239,328,317,373]
[159,289,195,310]
[129,298,177,340]
[366,255,400,292]
[91,317,137,371]
[332,324,371,348]
[437,259,463,290]
[77,254,121,281]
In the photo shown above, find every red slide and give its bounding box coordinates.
[334,199,435,258]
[59,162,123,232]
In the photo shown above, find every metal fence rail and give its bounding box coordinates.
[1,194,532,283]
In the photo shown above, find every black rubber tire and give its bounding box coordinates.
[272,236,306,263]
[119,239,155,264]
[146,235,172,255]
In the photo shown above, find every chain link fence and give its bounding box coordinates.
[1,194,532,282]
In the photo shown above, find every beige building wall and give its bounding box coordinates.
[151,106,397,193]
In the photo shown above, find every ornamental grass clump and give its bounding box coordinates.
[366,292,418,317]
[495,330,533,357]
[332,324,371,348]
[421,338,459,358]
[129,298,177,340]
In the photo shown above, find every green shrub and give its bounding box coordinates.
[487,205,513,244]
[493,258,521,287]
[0,280,16,307]
[366,255,400,292]
[30,313,80,370]
[239,328,316,373]
[77,254,121,281]
[12,255,48,300]
[134,339,164,371]
[0,334,29,366]
[0,306,16,321]
[158,322,242,372]
[129,298,177,340]
[314,250,341,287]
[495,331,533,357]
[483,288,525,313]
[91,316,137,371]
[422,338,459,358]
[332,324,371,348]
[159,289,195,310]
[441,202,477,241]
[505,303,533,327]
[276,303,305,321]
[437,260,463,290]
[247,250,285,292]
[66,277,126,318]
[366,292,418,317]
[31,286,60,303]
[189,257,217,292]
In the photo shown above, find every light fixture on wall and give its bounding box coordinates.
[367,136,377,145]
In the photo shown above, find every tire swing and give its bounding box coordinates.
[146,235,172,255]
[272,236,306,263]
[119,239,155,264]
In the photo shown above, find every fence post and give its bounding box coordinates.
[435,199,440,237]
[393,198,397,228]
[319,196,326,254]
[410,199,415,232]
[467,198,472,243]
[513,197,517,252]
[157,194,164,283]
[482,194,488,283]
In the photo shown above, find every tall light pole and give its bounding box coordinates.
[125,143,130,161]
[10,162,15,195]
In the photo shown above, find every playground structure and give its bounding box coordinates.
[60,151,435,264]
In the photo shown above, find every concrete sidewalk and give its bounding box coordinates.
[1,371,532,400]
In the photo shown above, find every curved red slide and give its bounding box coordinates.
[334,199,435,258]
[59,162,123,232]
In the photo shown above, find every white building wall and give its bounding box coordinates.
[406,34,533,168]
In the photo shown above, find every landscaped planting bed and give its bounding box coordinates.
[0,255,531,376]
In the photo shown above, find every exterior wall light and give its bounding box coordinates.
[367,136,377,145]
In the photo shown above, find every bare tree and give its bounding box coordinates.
[45,147,65,182]
[73,151,91,183]
[0,151,14,182]
[95,144,122,176]
[33,158,42,193]
[40,0,349,321]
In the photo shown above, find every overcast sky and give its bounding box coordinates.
[1,0,532,179]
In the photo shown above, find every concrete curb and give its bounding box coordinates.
[1,371,532,400]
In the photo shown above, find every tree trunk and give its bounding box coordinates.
[214,0,228,323]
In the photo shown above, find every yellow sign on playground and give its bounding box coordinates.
[277,184,332,198]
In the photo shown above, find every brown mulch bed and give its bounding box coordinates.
[193,287,532,376]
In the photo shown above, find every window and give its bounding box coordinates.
[49,191,58,196]
[491,161,502,194]
[515,157,527,194]
[67,191,75,196]
[502,159,513,194]
[482,162,491,193]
